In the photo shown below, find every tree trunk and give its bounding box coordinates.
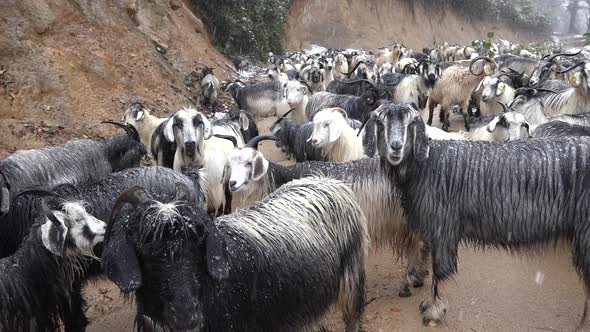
[569,0,579,33]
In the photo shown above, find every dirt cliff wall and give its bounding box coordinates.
[285,0,542,50]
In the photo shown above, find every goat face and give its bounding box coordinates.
[102,187,211,331]
[309,108,348,147]
[529,63,555,87]
[41,198,106,257]
[228,148,269,192]
[283,81,307,107]
[122,101,147,127]
[165,109,212,164]
[486,112,531,141]
[373,102,429,165]
[479,77,507,102]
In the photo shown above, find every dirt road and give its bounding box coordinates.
[86,116,584,332]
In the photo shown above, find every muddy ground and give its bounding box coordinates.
[85,116,585,332]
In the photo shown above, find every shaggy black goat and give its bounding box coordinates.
[0,196,106,331]
[270,116,325,162]
[0,123,145,213]
[228,136,429,298]
[0,166,206,259]
[306,89,382,122]
[226,108,259,142]
[373,101,590,330]
[103,178,368,332]
[532,120,590,138]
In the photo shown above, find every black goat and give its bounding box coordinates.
[0,123,145,213]
[373,101,590,330]
[103,178,368,331]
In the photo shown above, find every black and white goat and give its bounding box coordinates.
[164,108,241,214]
[305,88,381,122]
[0,123,145,213]
[372,101,590,330]
[225,80,309,122]
[103,178,368,332]
[200,66,220,111]
[0,196,106,331]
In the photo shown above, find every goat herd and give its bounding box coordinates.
[2,39,590,332]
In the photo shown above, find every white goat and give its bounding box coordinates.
[309,108,365,162]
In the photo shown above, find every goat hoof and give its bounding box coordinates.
[422,317,442,327]
[420,299,448,327]
[398,286,412,298]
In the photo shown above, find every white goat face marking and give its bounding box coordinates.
[488,112,529,141]
[481,77,497,101]
[228,149,256,192]
[310,109,345,147]
[62,202,107,254]
[42,202,107,257]
[284,81,306,105]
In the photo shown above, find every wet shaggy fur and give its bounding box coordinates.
[105,178,368,332]
[375,102,590,328]
[305,91,380,122]
[230,151,428,297]
[0,219,84,331]
[0,134,146,213]
[532,120,590,138]
[271,117,325,162]
[0,166,206,259]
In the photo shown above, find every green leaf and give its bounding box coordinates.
[487,31,495,39]
[483,41,492,49]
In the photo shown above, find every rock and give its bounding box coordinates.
[151,36,168,54]
[16,0,55,34]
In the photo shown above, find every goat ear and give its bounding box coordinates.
[200,114,213,139]
[0,179,9,213]
[436,65,442,78]
[475,80,484,92]
[239,112,250,130]
[496,82,506,96]
[164,119,175,142]
[332,107,348,119]
[206,223,230,281]
[41,210,68,257]
[251,152,269,181]
[135,110,145,121]
[411,115,429,162]
[102,231,142,293]
[487,117,500,132]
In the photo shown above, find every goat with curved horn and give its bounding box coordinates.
[245,135,277,149]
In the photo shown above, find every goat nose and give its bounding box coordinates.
[229,180,237,189]
[185,141,196,157]
[312,139,319,145]
[390,140,403,150]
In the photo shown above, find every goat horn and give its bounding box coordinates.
[270,108,295,129]
[497,102,507,113]
[298,80,313,93]
[212,134,238,148]
[341,60,364,77]
[555,61,586,74]
[41,197,63,225]
[546,50,582,63]
[469,56,494,76]
[109,186,151,224]
[245,135,277,149]
[535,88,559,94]
[101,121,141,142]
